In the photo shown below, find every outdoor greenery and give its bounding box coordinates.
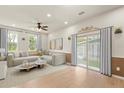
[77,34,100,69]
[8,32,17,52]
[77,57,100,68]
[8,31,38,52]
[28,35,37,51]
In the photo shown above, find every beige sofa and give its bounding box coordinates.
[7,51,66,67]
[7,52,39,67]
[41,52,66,66]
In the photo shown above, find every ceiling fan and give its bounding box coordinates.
[37,22,48,31]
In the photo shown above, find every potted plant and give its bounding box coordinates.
[115,28,122,34]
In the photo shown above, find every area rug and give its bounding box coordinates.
[0,64,68,88]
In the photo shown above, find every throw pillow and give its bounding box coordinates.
[8,52,15,58]
[14,52,20,58]
[44,50,49,55]
[0,56,6,61]
[20,52,29,57]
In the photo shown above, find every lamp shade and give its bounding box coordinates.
[0,48,5,53]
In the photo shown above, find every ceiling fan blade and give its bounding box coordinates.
[41,25,48,29]
[43,25,48,28]
[41,28,48,31]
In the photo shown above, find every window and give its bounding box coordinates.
[8,31,18,52]
[28,34,37,51]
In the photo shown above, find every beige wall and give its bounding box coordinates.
[48,6,124,58]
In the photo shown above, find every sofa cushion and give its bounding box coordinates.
[14,52,20,58]
[13,56,39,66]
[20,52,29,57]
[41,55,52,60]
[14,56,39,61]
[8,52,15,58]
[0,56,6,61]
[44,50,49,55]
[41,55,52,64]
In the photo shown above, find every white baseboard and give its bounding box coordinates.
[66,63,72,65]
[112,74,124,80]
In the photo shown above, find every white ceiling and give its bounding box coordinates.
[0,5,122,32]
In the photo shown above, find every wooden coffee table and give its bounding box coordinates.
[17,63,37,72]
[16,60,47,72]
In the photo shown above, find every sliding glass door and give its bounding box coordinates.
[77,31,100,71]
[77,36,87,67]
[87,34,100,70]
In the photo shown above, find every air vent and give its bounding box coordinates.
[78,11,85,15]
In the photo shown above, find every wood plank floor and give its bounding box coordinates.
[16,66,124,88]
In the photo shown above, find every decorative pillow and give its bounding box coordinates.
[14,52,20,58]
[44,50,49,55]
[8,52,15,58]
[49,52,52,56]
[0,56,6,61]
[24,52,29,57]
[20,52,29,57]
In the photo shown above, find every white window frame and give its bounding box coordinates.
[28,33,38,51]
[8,31,18,52]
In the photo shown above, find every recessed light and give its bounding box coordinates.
[47,14,51,17]
[12,24,16,27]
[64,21,68,25]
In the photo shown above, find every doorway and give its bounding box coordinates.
[76,31,100,71]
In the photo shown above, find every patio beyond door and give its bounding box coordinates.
[77,31,100,71]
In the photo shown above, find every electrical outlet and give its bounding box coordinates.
[116,67,120,71]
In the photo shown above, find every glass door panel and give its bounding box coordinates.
[77,35,87,67]
[76,31,100,71]
[88,34,100,71]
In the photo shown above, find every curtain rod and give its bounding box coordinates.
[76,26,114,35]
[99,26,114,30]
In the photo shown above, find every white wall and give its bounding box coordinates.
[48,7,124,58]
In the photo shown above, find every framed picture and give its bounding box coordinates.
[50,38,63,50]
[50,39,56,49]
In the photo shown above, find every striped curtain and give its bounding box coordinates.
[100,27,112,76]
[71,34,77,65]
